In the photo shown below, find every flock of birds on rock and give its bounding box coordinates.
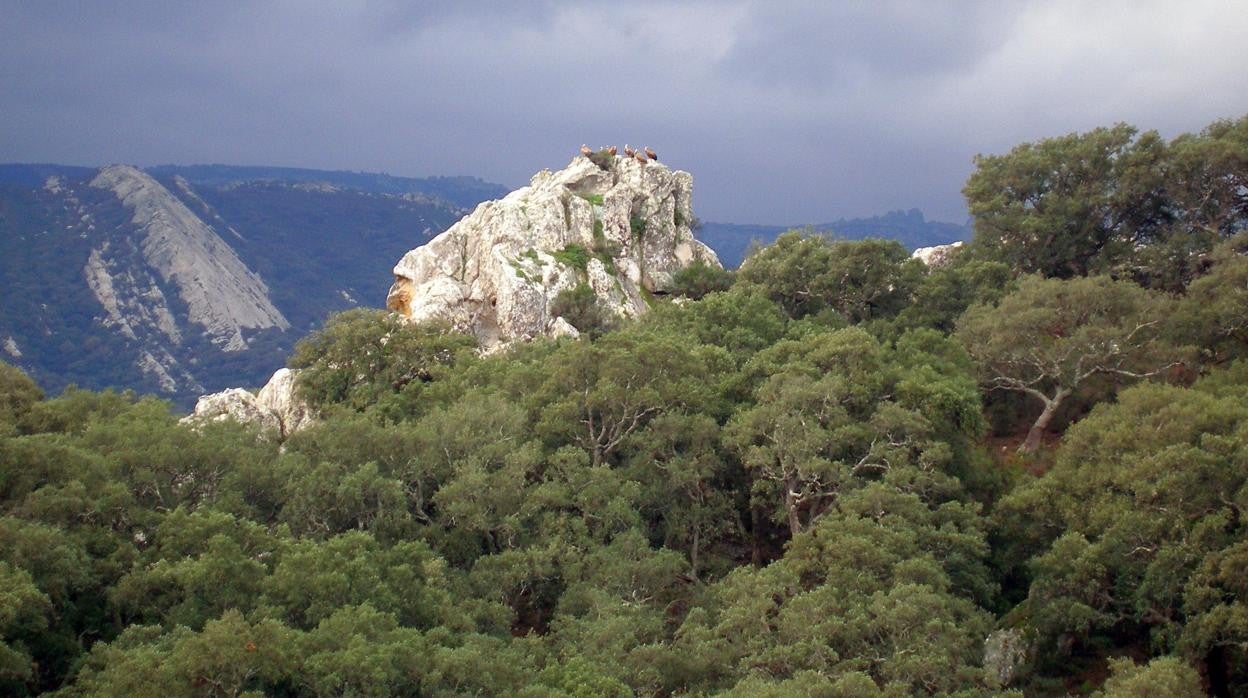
[580,144,658,164]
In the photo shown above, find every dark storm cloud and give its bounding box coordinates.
[718,2,1014,88]
[2,1,1246,224]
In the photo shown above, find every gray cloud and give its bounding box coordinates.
[2,0,1246,224]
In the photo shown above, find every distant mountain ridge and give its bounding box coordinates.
[700,208,970,268]
[145,164,508,210]
[0,162,496,405]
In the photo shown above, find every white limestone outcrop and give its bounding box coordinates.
[912,240,964,268]
[386,154,720,350]
[255,368,315,435]
[182,368,313,438]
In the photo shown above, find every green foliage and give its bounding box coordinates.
[1170,234,1248,362]
[670,259,734,300]
[673,483,995,694]
[1094,656,1205,698]
[534,655,632,697]
[994,371,1248,686]
[647,288,787,368]
[893,259,1014,335]
[956,274,1183,452]
[964,123,1166,278]
[587,149,614,170]
[630,215,646,239]
[0,362,41,436]
[964,115,1248,288]
[726,327,984,542]
[577,192,604,206]
[0,562,51,688]
[552,243,592,274]
[737,231,923,323]
[288,308,475,411]
[550,283,614,337]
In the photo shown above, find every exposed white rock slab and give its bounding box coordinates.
[185,387,282,433]
[182,367,314,439]
[386,155,720,350]
[90,165,289,351]
[912,240,964,268]
[138,350,180,393]
[84,245,182,343]
[256,368,315,436]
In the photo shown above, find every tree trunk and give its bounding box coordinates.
[750,507,763,566]
[783,478,802,536]
[1020,389,1068,453]
[689,528,700,581]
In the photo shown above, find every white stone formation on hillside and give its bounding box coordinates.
[911,240,964,268]
[89,165,290,352]
[386,153,721,350]
[182,368,314,439]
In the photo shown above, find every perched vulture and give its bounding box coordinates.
[634,151,648,164]
[644,146,658,161]
[607,145,618,156]
[624,145,636,158]
[580,144,592,156]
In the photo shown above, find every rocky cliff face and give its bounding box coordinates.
[89,165,291,351]
[386,154,721,349]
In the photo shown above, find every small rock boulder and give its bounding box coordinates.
[183,367,313,438]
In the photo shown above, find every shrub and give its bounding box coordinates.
[551,284,614,337]
[671,260,733,300]
[552,244,592,274]
[629,216,646,240]
[289,309,476,411]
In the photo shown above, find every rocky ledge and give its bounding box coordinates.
[386,151,721,350]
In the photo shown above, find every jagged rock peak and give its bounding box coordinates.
[386,153,721,350]
[89,165,290,352]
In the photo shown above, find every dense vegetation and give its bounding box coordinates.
[1,114,1246,696]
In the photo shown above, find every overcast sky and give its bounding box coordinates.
[3,1,1247,224]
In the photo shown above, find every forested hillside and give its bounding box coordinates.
[1,114,1247,696]
[0,165,489,405]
